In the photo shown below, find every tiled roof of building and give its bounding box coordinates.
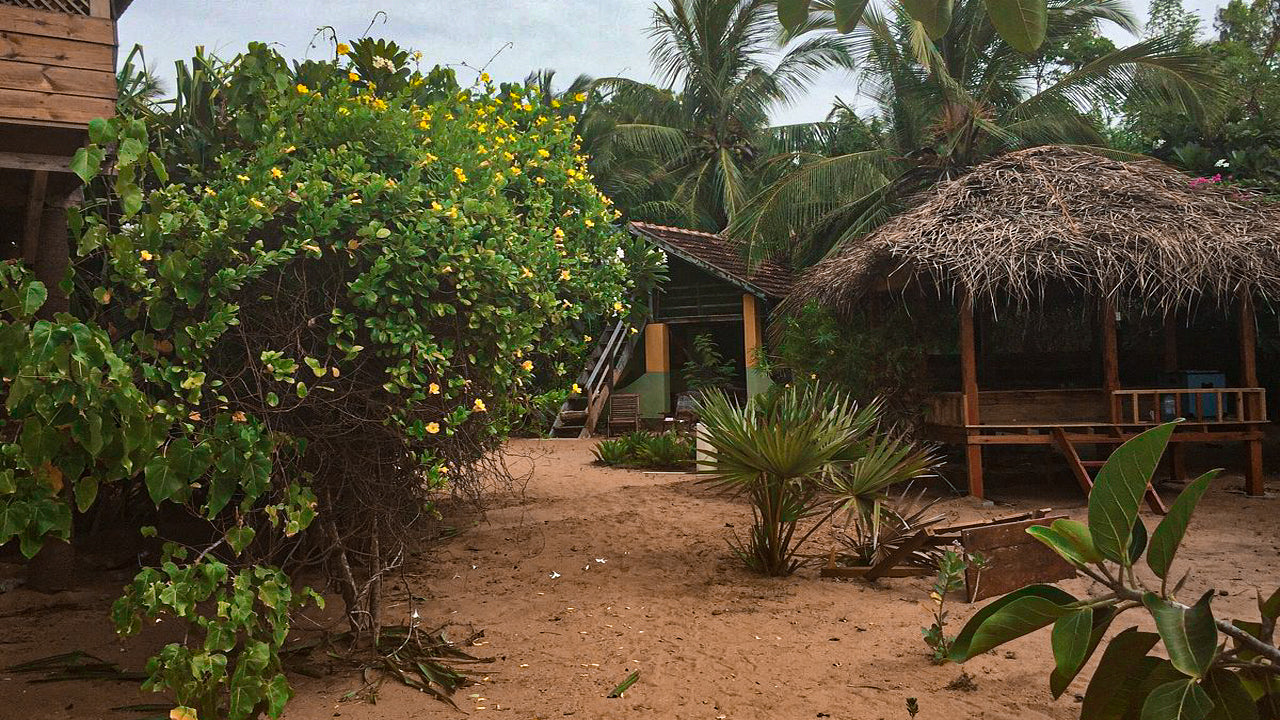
[627,221,794,299]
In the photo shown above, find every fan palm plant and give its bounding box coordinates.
[729,0,1223,266]
[696,384,938,576]
[588,0,858,230]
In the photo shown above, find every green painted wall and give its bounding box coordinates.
[746,366,772,397]
[617,372,671,418]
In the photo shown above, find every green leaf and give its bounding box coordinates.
[87,118,113,145]
[983,0,1047,52]
[265,672,292,718]
[1051,606,1117,698]
[144,452,184,505]
[1202,669,1258,720]
[117,137,146,166]
[1130,516,1148,565]
[1028,518,1101,566]
[1144,590,1218,679]
[1050,608,1093,697]
[1089,422,1176,565]
[1148,470,1217,579]
[0,471,14,495]
[903,0,953,38]
[1080,627,1161,720]
[225,526,256,555]
[778,0,812,30]
[1259,587,1280,621]
[74,477,99,513]
[69,146,104,184]
[21,281,47,317]
[832,0,871,31]
[949,584,1077,661]
[1141,679,1214,720]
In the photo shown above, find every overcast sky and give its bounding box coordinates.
[119,0,1228,126]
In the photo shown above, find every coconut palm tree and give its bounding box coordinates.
[729,0,1223,266]
[590,0,858,230]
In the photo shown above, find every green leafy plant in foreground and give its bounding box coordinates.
[951,421,1280,719]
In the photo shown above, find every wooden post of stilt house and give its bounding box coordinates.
[1163,314,1186,482]
[1239,293,1264,496]
[959,290,982,498]
[1100,296,1121,423]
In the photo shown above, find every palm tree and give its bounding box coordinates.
[591,0,858,230]
[729,0,1222,266]
[116,44,168,116]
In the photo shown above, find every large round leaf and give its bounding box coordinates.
[903,0,953,39]
[983,0,1048,53]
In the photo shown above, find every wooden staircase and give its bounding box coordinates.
[1051,428,1167,514]
[550,321,641,438]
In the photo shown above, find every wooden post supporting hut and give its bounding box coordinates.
[787,146,1280,503]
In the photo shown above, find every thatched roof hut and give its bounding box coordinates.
[790,145,1280,313]
[783,146,1276,503]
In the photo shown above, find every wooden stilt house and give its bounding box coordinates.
[789,146,1280,500]
[1,0,129,310]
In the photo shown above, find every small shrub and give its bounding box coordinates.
[921,548,987,663]
[696,384,939,576]
[591,431,693,469]
[681,332,736,394]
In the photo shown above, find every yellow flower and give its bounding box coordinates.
[473,398,487,412]
[521,267,534,278]
[552,99,561,108]
[572,383,582,395]
[521,103,532,112]
[270,167,284,179]
[537,148,551,159]
[553,227,566,240]
[521,360,533,372]
[139,250,153,261]
[283,146,296,153]
[574,92,587,102]
[585,219,595,228]
[560,269,571,281]
[480,72,491,83]
[630,327,639,335]
[453,167,468,183]
[236,174,250,182]
[413,51,423,60]
[429,382,441,394]
[204,187,216,197]
[583,335,592,343]
[336,42,351,55]
[535,176,545,184]
[249,197,265,209]
[613,301,624,312]
[296,83,310,94]
[426,422,440,434]
[419,119,430,130]
[510,166,522,176]
[348,71,360,82]
[431,201,443,211]
[338,106,350,115]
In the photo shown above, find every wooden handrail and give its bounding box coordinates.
[1112,387,1267,424]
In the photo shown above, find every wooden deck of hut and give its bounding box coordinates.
[790,146,1280,502]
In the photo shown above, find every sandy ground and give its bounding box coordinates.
[1,438,1278,720]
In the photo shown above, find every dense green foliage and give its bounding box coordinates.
[681,332,738,394]
[1124,0,1280,192]
[3,37,631,717]
[951,423,1280,718]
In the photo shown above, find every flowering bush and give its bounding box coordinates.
[2,38,630,718]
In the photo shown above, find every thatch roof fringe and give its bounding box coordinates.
[790,146,1280,314]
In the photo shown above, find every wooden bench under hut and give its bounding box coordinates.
[788,146,1280,502]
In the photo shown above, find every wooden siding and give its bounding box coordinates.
[0,4,116,130]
